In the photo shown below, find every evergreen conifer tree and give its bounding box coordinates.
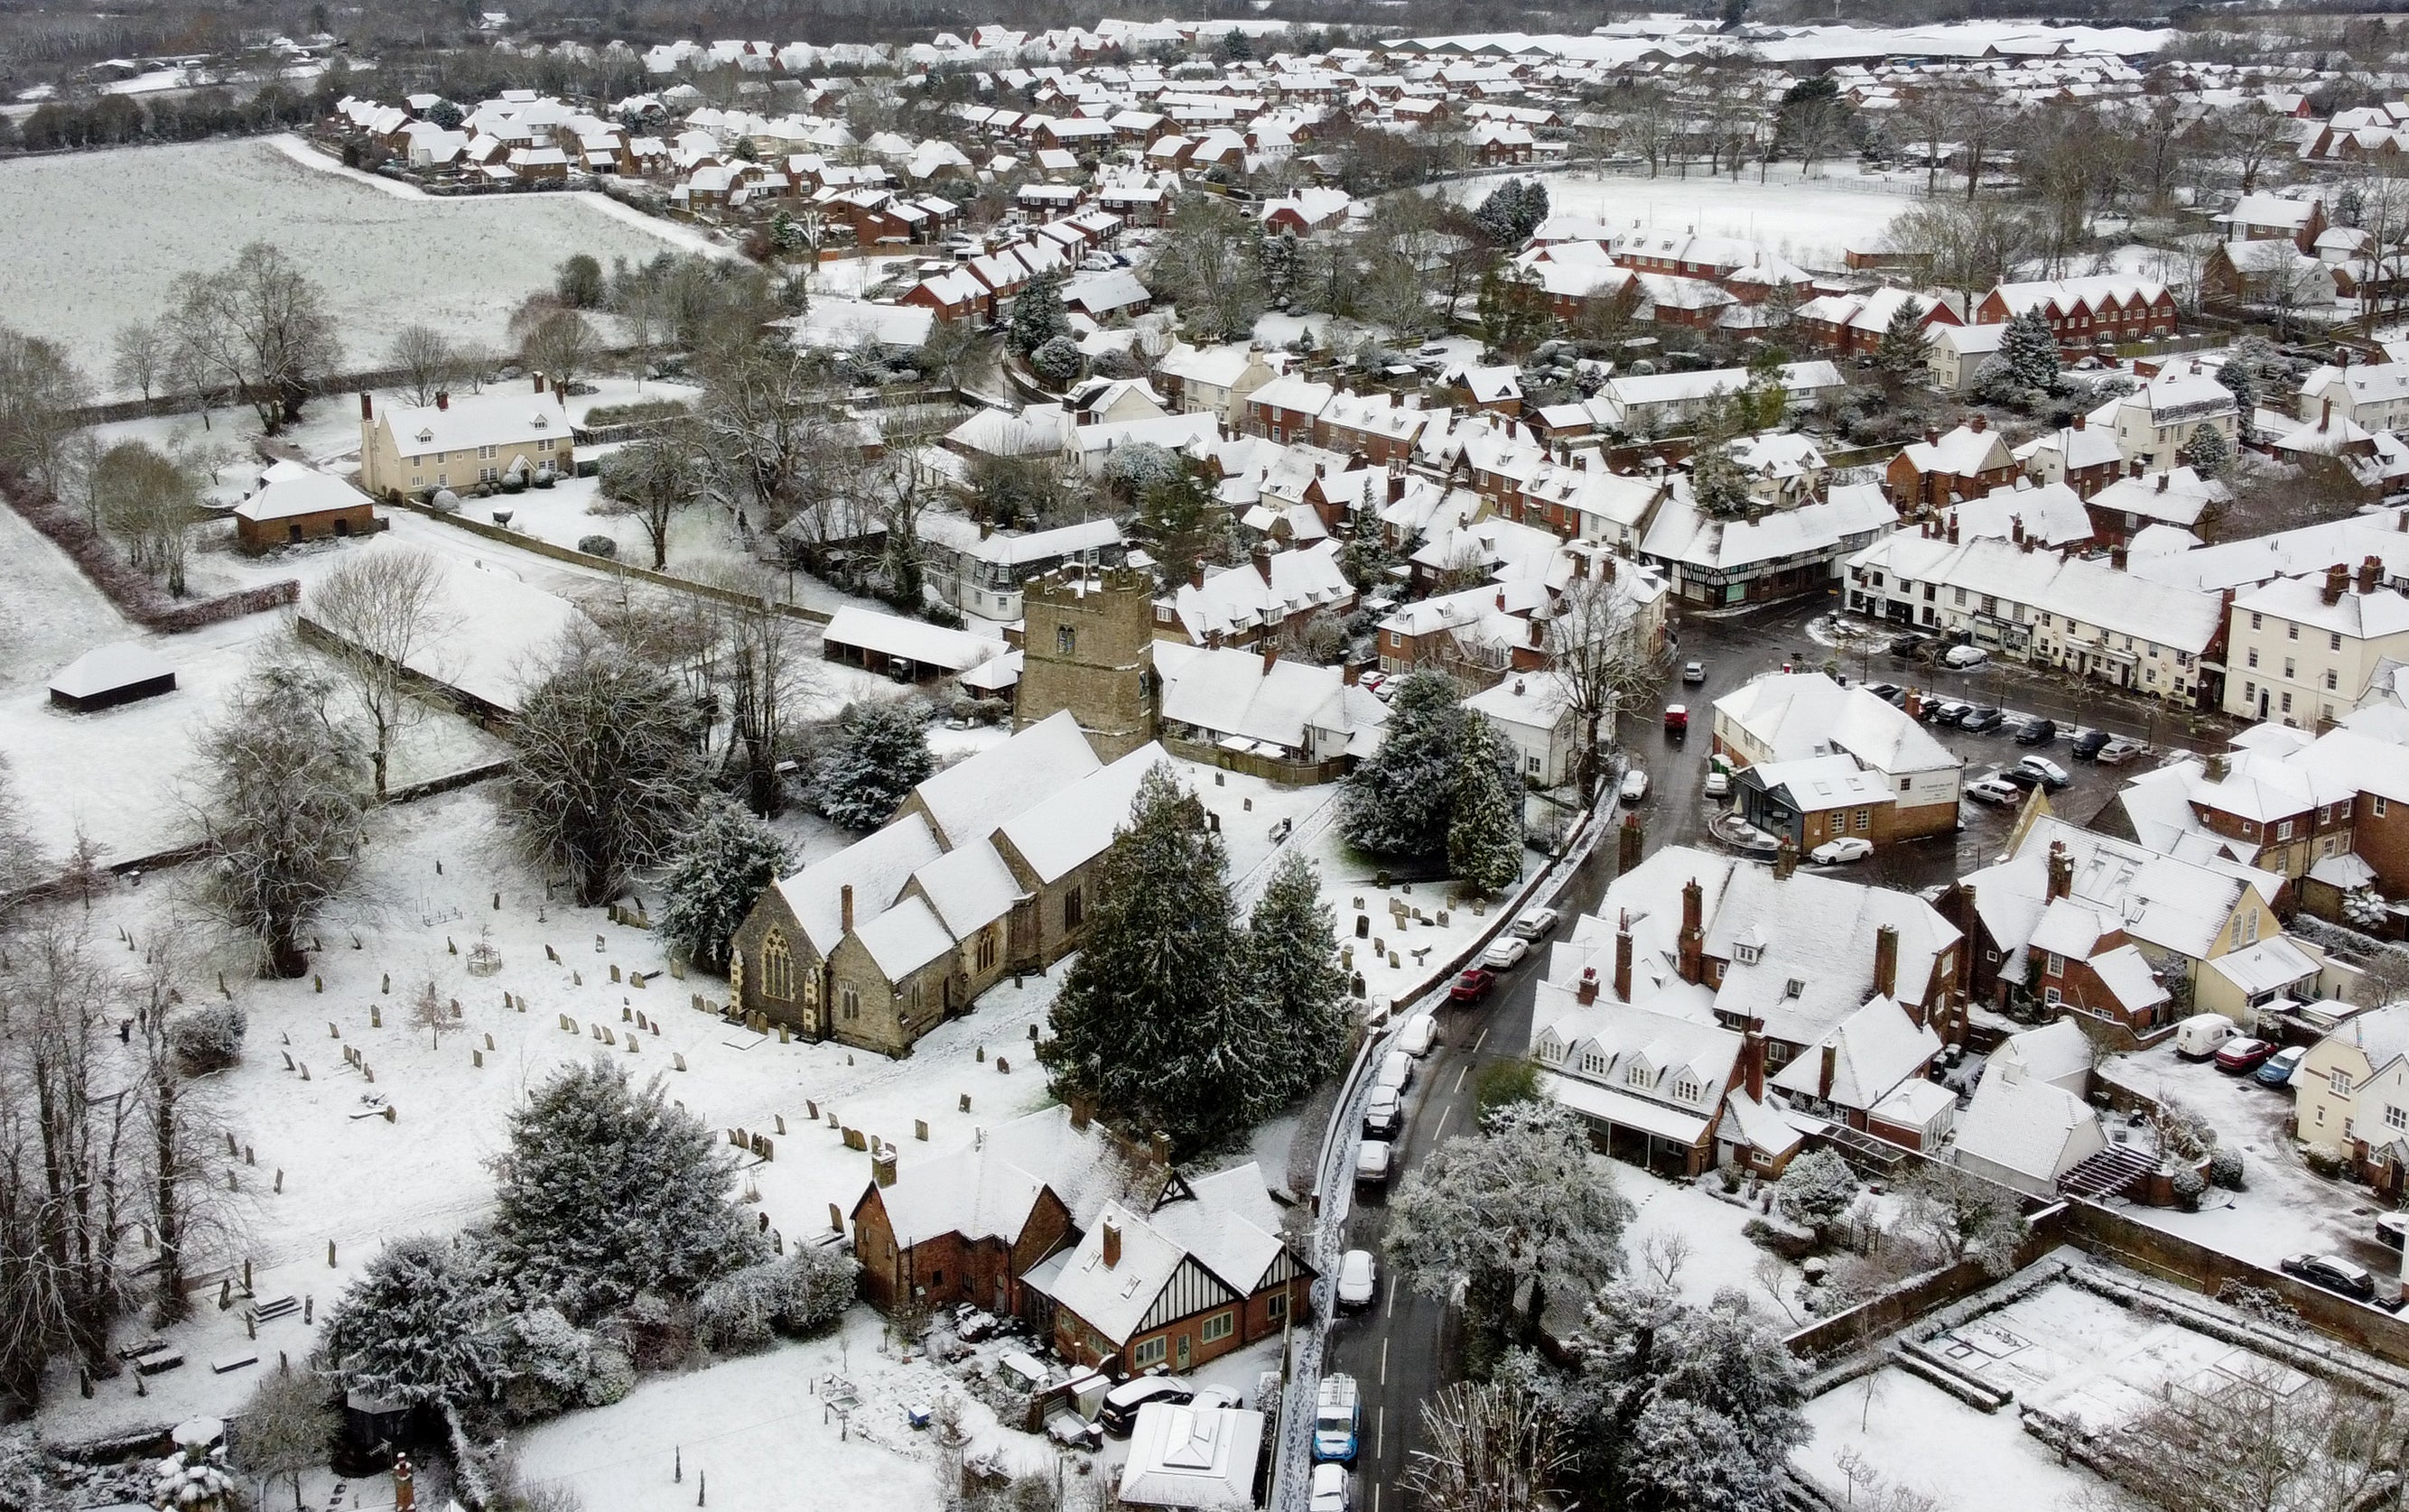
[657,799,792,972]
[1247,849,1352,1103]
[1998,306,2062,392]
[314,1236,504,1405]
[1007,271,1071,357]
[488,1060,767,1318]
[1448,719,1526,896]
[1041,764,1266,1154]
[1874,299,1932,387]
[2178,422,2231,477]
[1342,672,1468,858]
[815,701,935,830]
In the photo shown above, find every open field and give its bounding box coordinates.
[0,135,712,385]
[1446,163,1923,272]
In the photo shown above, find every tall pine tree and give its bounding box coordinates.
[1041,764,1268,1154]
[1998,306,2062,392]
[1342,672,1467,858]
[1248,849,1352,1104]
[314,1236,505,1406]
[657,799,791,972]
[1874,299,1931,387]
[815,701,936,830]
[1448,718,1526,896]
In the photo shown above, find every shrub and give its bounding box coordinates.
[168,1003,247,1073]
[2305,1143,2348,1178]
[693,1247,860,1354]
[582,398,693,428]
[2209,1146,2245,1191]
[578,534,618,559]
[2171,1164,2207,1210]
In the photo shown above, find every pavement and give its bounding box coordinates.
[1310,588,2247,1506]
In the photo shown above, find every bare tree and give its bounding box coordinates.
[0,753,48,912]
[410,979,448,1049]
[1145,195,1269,343]
[501,627,707,907]
[164,243,342,433]
[112,319,170,404]
[2218,106,2301,197]
[191,663,368,978]
[519,309,597,393]
[303,546,455,800]
[2090,1360,2409,1512]
[598,433,698,570]
[691,330,827,533]
[388,325,458,407]
[699,566,816,815]
[1546,566,1668,797]
[232,1362,338,1509]
[0,324,91,492]
[91,440,199,595]
[131,933,237,1322]
[1400,1380,1570,1512]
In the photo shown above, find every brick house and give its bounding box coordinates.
[1883,418,2017,513]
[1972,275,2179,354]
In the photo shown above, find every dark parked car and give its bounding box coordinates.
[2014,718,2059,747]
[2070,728,2113,760]
[1997,765,2048,791]
[2282,1252,2377,1302]
[1100,1377,1195,1436]
[1889,634,1930,658]
[1959,707,2006,734]
[1864,682,1907,707]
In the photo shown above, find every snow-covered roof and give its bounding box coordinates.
[823,606,1003,673]
[1952,1066,2100,1185]
[233,469,374,524]
[996,741,1170,886]
[377,386,568,458]
[773,813,944,958]
[1769,996,1940,1111]
[49,642,174,700]
[912,709,1101,849]
[1711,672,1958,776]
[1118,1405,1263,1508]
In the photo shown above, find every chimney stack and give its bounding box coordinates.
[394,1459,414,1512]
[1102,1219,1122,1267]
[2046,841,2073,903]
[1253,543,1275,586]
[534,371,546,394]
[1969,413,1987,432]
[1874,924,1899,1000]
[359,391,374,421]
[1614,929,1633,1002]
[1925,427,1940,447]
[1743,1027,1766,1101]
[2111,544,2128,571]
[1818,1042,1837,1100]
[2071,412,2084,431]
[1947,515,1960,545]
[841,884,855,934]
[1577,966,1599,1005]
[1069,1095,1093,1131]
[1261,640,1279,674]
[2157,472,2169,493]
[2326,561,2350,606]
[2324,397,2334,431]
[1190,562,1205,591]
[872,1146,898,1187]
[1773,838,1799,880]
[2360,555,2384,597]
[1677,878,1705,985]
[435,391,450,411]
[1617,812,1644,876]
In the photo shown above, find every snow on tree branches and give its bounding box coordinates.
[657,799,791,973]
[814,700,935,831]
[1342,673,1526,894]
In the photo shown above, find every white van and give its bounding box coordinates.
[2174,1013,2238,1061]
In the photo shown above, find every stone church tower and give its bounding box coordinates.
[1016,566,1158,761]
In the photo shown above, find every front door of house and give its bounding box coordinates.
[1176,1333,1191,1368]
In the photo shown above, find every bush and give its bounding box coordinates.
[693,1247,860,1354]
[168,1003,247,1073]
[2171,1164,2207,1209]
[2305,1142,2348,1178]
[2209,1146,2246,1191]
[578,534,618,559]
[430,489,462,515]
[1776,1148,1862,1236]
[582,398,693,428]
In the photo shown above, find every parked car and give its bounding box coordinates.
[2017,756,2071,790]
[1336,1249,1377,1310]
[2215,1035,2277,1074]
[1864,682,1906,704]
[2015,718,2059,746]
[1663,705,1688,736]
[1889,634,1930,658]
[1449,968,1494,1005]
[1395,1012,1437,1056]
[1314,1377,1362,1463]
[1376,1050,1414,1094]
[1943,645,1990,669]
[2174,1012,2239,1060]
[1100,1377,1194,1436]
[2097,737,2145,765]
[2380,1211,2409,1253]
[1959,706,2006,733]
[2256,1044,2308,1087]
[1481,935,1530,969]
[1353,1141,1393,1187]
[1356,671,1386,698]
[1362,1086,1401,1138]
[1966,775,2024,806]
[1998,765,2049,791]
[1810,836,1874,865]
[1309,1464,1354,1512]
[1620,768,1651,804]
[1683,660,1707,684]
[2070,728,2113,760]
[1511,906,1560,941]
[1190,1386,1243,1410]
[1704,771,1732,799]
[2282,1252,2377,1301]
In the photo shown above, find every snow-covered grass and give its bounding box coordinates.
[1797,1365,2101,1512]
[0,136,712,385]
[1616,1165,1798,1312]
[1446,163,1921,273]
[0,490,133,684]
[2101,1041,2395,1274]
[1295,807,1522,1011]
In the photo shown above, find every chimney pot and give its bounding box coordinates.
[1614,931,1633,1002]
[2072,413,2085,431]
[841,884,855,934]
[1577,966,1599,1005]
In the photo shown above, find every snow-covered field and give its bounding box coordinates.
[0,136,712,384]
[1446,164,1921,273]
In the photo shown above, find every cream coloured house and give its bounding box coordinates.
[358,378,575,497]
[2086,363,2239,470]
[2293,1003,2409,1188]
[2225,560,2409,728]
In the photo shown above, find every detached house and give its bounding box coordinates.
[357,378,573,497]
[2293,1003,2409,1188]
[1711,672,1964,842]
[1884,418,2016,513]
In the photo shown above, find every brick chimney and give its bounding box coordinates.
[1253,543,1275,586]
[841,884,855,933]
[358,391,374,420]
[2111,543,2128,570]
[1342,660,1361,686]
[2046,840,2073,903]
[1190,562,1206,591]
[1068,1095,1093,1131]
[2157,473,2169,493]
[1818,1042,1837,1099]
[1614,928,1633,1002]
[533,371,546,394]
[435,391,450,411]
[2360,555,2385,597]
[1773,837,1799,880]
[1389,470,1406,504]
[1947,515,1959,544]
[2323,397,2334,431]
[1677,877,1705,985]
[1873,924,1898,1000]
[2325,561,2350,606]
[2071,412,2084,431]
[1102,1218,1121,1267]
[1617,812,1644,876]
[394,1458,414,1512]
[1904,691,1922,720]
[1924,426,1939,447]
[1969,413,1987,432]
[1577,966,1599,1005]
[1742,1026,1766,1100]
[1261,640,1279,674]
[2011,515,2025,545]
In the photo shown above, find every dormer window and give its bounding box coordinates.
[1786,979,1804,998]
[415,429,435,443]
[1625,1064,1650,1090]
[532,414,550,430]
[1674,1078,1703,1103]
[1734,943,1761,965]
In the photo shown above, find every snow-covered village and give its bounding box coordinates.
[29,2,2409,1511]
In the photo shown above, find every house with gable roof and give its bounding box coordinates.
[2293,1002,2409,1189]
[358,377,573,497]
[1711,671,1963,841]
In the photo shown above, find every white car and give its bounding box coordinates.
[1377,1049,1415,1093]
[1481,935,1530,969]
[1310,1464,1354,1512]
[2017,755,2071,789]
[1395,1013,1437,1057]
[1336,1249,1377,1309]
[1704,771,1731,799]
[1942,644,1989,669]
[1510,906,1560,941]
[1354,1141,1393,1186]
[1620,768,1651,804]
[1964,775,2023,806]
[1810,837,1874,866]
[1362,1085,1402,1137]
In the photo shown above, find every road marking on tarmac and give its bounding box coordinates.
[1381,1338,1390,1385]
[1473,1027,1488,1053]
[1433,1106,1452,1145]
[1454,1064,1468,1094]
[1377,1405,1386,1460]
[1386,1276,1399,1321]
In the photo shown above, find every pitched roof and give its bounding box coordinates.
[912,710,1102,849]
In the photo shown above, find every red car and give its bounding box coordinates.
[1449,969,1495,1005]
[2215,1036,2277,1074]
